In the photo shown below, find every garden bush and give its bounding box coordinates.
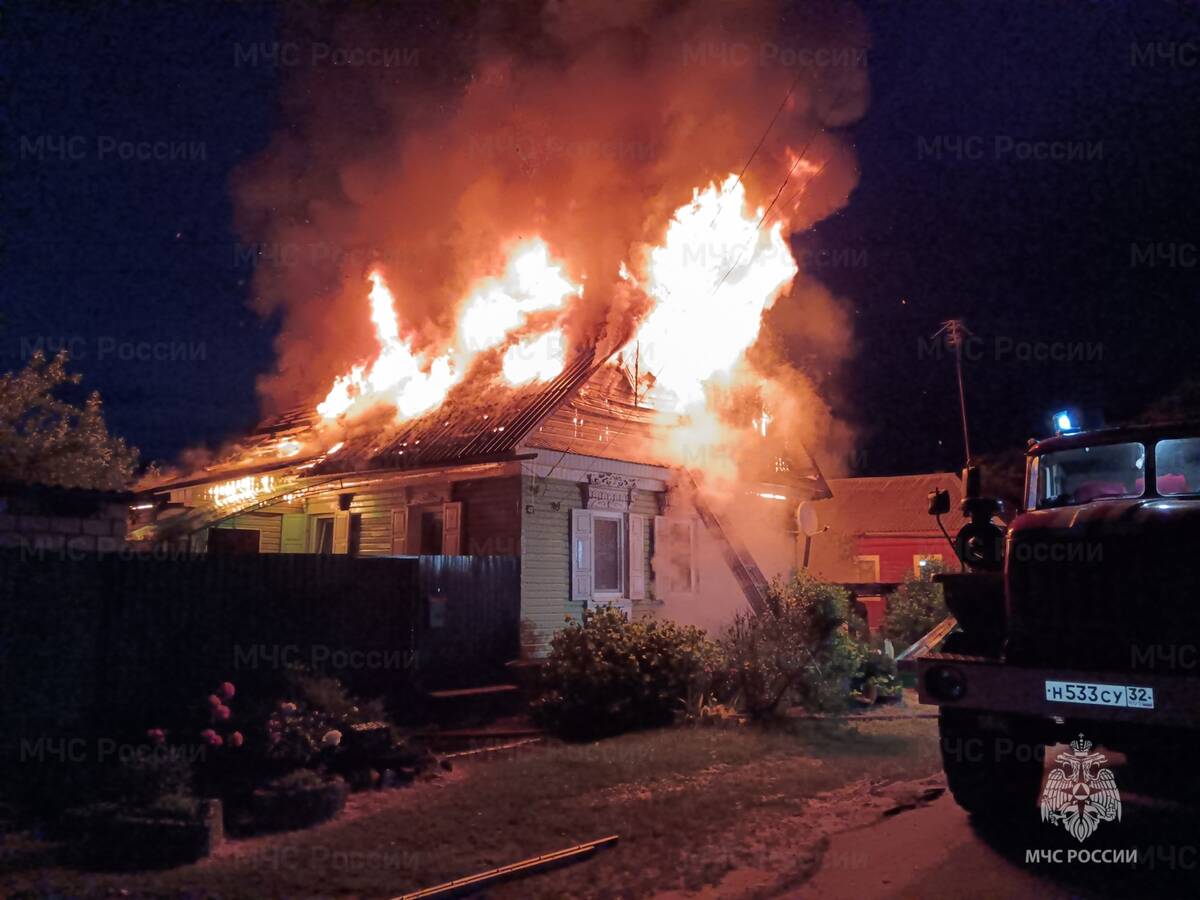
[250,769,348,833]
[850,645,903,703]
[532,607,721,740]
[881,563,948,648]
[722,572,862,720]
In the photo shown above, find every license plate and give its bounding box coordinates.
[1045,680,1155,709]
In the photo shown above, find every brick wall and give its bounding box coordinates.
[0,490,129,554]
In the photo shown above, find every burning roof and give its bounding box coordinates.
[151,2,867,507]
[144,344,826,495]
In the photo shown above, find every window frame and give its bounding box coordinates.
[1032,441,1146,509]
[1153,438,1200,497]
[591,510,625,597]
[311,516,334,554]
[665,518,698,595]
[852,554,881,583]
[913,553,943,578]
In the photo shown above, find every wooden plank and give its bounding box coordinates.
[896,615,958,670]
[428,684,519,700]
[397,835,620,900]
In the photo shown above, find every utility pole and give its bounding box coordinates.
[934,318,973,466]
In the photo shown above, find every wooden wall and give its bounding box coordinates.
[218,511,283,553]
[284,476,521,558]
[455,476,522,556]
[519,475,659,655]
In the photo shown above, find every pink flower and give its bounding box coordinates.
[220,681,236,700]
[146,728,166,745]
[200,728,223,747]
[207,694,222,709]
[269,731,282,744]
[214,705,231,722]
[229,731,244,748]
[321,729,343,748]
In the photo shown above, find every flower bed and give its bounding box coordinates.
[249,771,348,833]
[62,798,222,871]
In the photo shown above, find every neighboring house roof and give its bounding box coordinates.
[817,473,968,536]
[804,472,966,584]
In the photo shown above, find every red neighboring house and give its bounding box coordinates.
[805,473,967,630]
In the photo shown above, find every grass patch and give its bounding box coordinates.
[5,718,939,899]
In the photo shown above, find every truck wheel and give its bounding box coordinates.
[939,709,1046,821]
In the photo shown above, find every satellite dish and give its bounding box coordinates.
[795,501,821,537]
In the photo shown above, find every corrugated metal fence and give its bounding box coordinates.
[0,550,520,750]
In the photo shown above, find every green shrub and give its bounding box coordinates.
[263,768,328,793]
[881,564,949,648]
[532,607,721,740]
[850,646,903,702]
[722,572,861,720]
[284,667,390,727]
[143,793,200,822]
[108,750,194,809]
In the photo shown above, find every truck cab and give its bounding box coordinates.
[917,422,1200,820]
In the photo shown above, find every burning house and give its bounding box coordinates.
[132,248,831,648]
[132,0,867,650]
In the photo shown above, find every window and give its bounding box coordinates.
[208,528,260,555]
[593,513,623,594]
[419,508,444,554]
[913,554,942,578]
[1155,438,1200,496]
[312,517,334,554]
[853,555,880,582]
[653,516,698,597]
[1032,442,1146,508]
[665,520,696,593]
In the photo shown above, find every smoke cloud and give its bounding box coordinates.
[234,0,868,478]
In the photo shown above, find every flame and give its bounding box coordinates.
[458,240,580,353]
[318,240,579,422]
[316,178,797,428]
[628,175,797,410]
[209,475,277,508]
[317,272,459,420]
[503,330,565,384]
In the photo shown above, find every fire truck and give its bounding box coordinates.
[915,421,1200,819]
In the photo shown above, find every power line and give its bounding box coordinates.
[709,70,804,227]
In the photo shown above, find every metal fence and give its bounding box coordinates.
[0,550,520,750]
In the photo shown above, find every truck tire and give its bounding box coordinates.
[939,708,1047,821]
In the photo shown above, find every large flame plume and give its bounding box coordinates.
[235,0,869,479]
[317,238,579,420]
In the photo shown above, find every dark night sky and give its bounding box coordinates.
[4,2,1199,476]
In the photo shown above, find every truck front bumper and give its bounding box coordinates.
[917,652,1200,728]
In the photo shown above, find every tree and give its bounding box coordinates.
[0,351,138,490]
[1133,377,1200,425]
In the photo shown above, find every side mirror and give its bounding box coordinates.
[928,489,951,516]
[962,465,982,499]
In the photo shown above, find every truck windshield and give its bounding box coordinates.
[1031,442,1146,509]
